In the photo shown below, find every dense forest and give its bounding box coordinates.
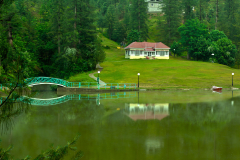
[0,0,106,83]
[92,0,239,66]
[1,0,240,84]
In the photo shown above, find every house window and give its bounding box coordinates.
[135,50,140,56]
[132,51,135,55]
[156,51,160,55]
[152,52,155,56]
[126,51,127,55]
[151,3,153,6]
[165,51,169,56]
[140,51,143,55]
[160,51,165,56]
[144,52,147,56]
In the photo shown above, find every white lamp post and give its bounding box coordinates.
[211,53,214,63]
[232,73,234,87]
[98,71,100,84]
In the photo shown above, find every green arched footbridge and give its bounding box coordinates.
[25,77,69,87]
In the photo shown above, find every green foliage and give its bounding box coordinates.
[176,20,237,66]
[126,30,141,45]
[112,21,127,43]
[0,144,13,160]
[170,41,182,57]
[106,4,116,40]
[34,135,82,160]
[235,49,240,69]
[209,38,237,66]
[182,0,198,21]
[159,0,182,45]
[130,0,148,41]
[0,135,82,159]
[178,19,209,59]
[208,30,227,42]
[50,85,58,91]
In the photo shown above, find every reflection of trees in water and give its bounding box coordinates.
[26,99,106,126]
[170,100,235,132]
[0,97,31,134]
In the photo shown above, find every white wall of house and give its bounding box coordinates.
[145,0,162,12]
[125,49,169,59]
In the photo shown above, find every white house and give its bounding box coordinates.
[145,0,162,13]
[124,42,170,59]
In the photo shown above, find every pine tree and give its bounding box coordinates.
[106,4,116,40]
[130,0,148,41]
[219,0,240,46]
[49,0,65,55]
[182,0,198,22]
[159,0,182,46]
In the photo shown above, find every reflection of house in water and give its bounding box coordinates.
[125,103,169,121]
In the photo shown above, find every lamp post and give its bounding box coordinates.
[211,53,214,63]
[232,73,234,87]
[98,71,100,84]
[138,73,140,88]
[173,49,175,57]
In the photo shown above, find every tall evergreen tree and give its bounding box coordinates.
[182,0,198,22]
[105,4,116,40]
[219,0,240,46]
[159,0,182,46]
[130,0,148,41]
[49,0,65,55]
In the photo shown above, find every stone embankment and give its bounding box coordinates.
[57,87,138,94]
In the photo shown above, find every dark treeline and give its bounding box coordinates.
[91,0,149,44]
[91,0,240,66]
[0,0,106,81]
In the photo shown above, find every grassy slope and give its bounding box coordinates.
[95,34,240,89]
[67,71,96,82]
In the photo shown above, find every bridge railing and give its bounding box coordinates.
[25,77,68,87]
[66,82,137,89]
[65,82,137,89]
[97,83,137,89]
[66,82,99,88]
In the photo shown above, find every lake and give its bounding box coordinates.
[1,89,240,160]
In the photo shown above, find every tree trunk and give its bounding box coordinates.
[215,0,218,30]
[199,0,202,21]
[138,0,140,41]
[8,23,13,47]
[58,24,60,54]
[74,2,77,48]
[0,56,1,76]
[168,0,171,45]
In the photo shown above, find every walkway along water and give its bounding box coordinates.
[89,72,106,86]
[0,77,139,93]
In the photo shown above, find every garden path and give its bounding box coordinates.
[89,72,106,86]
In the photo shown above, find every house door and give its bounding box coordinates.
[148,52,151,56]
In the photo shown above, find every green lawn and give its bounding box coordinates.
[67,71,96,82]
[94,34,240,89]
[70,33,240,89]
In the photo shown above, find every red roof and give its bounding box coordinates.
[145,48,154,51]
[124,42,170,50]
[127,112,169,121]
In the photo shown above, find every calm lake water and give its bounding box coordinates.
[1,89,240,159]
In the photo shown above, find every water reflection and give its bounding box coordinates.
[1,90,240,159]
[125,103,169,121]
[28,92,137,106]
[145,138,164,154]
